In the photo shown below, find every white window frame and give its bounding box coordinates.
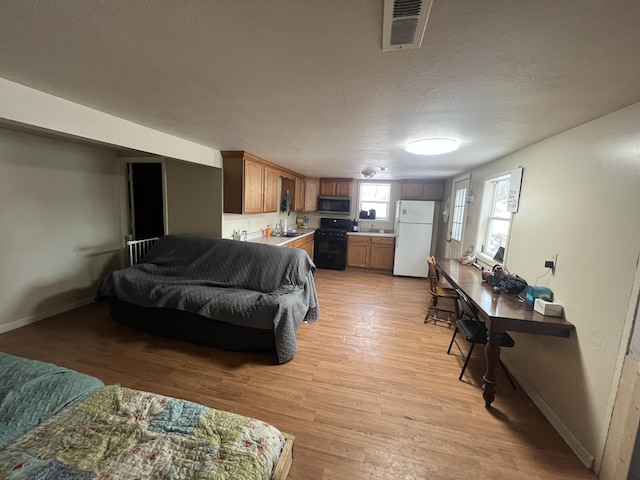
[451,182,468,242]
[358,182,392,221]
[476,172,512,265]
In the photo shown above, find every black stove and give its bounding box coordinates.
[318,218,353,232]
[314,218,353,270]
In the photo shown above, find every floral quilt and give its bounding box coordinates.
[0,385,285,479]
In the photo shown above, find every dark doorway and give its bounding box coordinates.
[129,163,165,240]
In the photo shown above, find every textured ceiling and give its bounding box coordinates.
[1,0,639,180]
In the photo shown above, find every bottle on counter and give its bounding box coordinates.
[352,219,358,232]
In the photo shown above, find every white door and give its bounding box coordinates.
[445,175,470,259]
[393,223,433,277]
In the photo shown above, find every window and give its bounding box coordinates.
[359,182,391,221]
[451,184,467,242]
[477,173,512,261]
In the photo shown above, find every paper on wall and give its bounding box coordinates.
[507,167,523,213]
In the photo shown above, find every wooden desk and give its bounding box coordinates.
[436,258,574,406]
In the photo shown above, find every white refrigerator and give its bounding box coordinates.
[393,200,435,277]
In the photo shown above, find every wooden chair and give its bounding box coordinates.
[447,287,516,389]
[424,256,460,325]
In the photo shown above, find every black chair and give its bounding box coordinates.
[447,288,516,389]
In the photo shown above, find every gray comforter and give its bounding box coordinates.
[0,353,104,449]
[96,235,319,363]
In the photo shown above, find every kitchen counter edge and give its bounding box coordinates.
[347,232,395,238]
[248,228,317,247]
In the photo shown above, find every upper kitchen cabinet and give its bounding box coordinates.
[279,166,310,213]
[285,176,319,213]
[294,176,305,212]
[263,166,279,212]
[400,180,445,201]
[281,177,296,212]
[320,178,353,196]
[304,178,319,212]
[222,151,280,214]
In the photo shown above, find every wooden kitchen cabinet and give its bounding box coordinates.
[347,236,371,268]
[294,176,305,212]
[222,151,276,214]
[421,182,445,200]
[347,235,395,271]
[303,178,319,211]
[240,157,264,213]
[281,173,310,213]
[287,233,314,259]
[281,177,296,212]
[369,237,395,270]
[400,181,423,200]
[400,180,444,201]
[319,179,334,196]
[320,178,353,196]
[263,166,279,212]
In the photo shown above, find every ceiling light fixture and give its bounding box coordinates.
[362,167,376,179]
[405,137,459,155]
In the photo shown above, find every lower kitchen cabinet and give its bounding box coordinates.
[369,237,395,270]
[286,233,314,259]
[347,235,395,271]
[347,236,370,268]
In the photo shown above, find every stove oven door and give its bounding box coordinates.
[314,231,347,270]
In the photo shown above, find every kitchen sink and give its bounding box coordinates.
[270,231,303,238]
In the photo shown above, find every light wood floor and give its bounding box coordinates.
[0,268,596,480]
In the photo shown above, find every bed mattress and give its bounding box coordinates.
[0,353,293,479]
[0,385,286,479]
[0,352,104,449]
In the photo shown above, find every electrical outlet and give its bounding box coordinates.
[544,254,557,274]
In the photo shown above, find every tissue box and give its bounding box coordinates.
[534,298,564,317]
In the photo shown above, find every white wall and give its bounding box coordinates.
[165,159,223,237]
[0,127,125,332]
[0,78,221,168]
[434,102,640,471]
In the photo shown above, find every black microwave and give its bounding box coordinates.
[317,196,351,215]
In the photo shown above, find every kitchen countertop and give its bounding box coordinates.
[347,231,396,238]
[244,228,395,246]
[247,228,317,247]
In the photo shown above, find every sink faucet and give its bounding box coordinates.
[370,224,374,232]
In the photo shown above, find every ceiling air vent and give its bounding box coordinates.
[382,0,433,51]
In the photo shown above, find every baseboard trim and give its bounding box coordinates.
[502,354,595,470]
[0,298,94,335]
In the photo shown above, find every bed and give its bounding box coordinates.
[0,353,294,479]
[96,234,319,364]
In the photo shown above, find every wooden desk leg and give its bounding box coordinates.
[482,329,504,407]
